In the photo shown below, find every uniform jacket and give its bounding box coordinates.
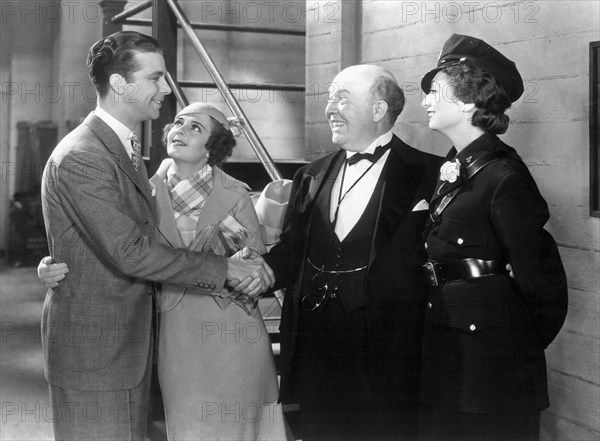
[264,135,442,407]
[149,165,265,313]
[421,132,568,414]
[41,112,227,391]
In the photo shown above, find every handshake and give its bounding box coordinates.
[226,247,275,298]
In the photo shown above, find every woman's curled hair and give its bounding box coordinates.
[162,118,235,167]
[442,64,512,134]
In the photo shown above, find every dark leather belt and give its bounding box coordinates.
[422,258,504,287]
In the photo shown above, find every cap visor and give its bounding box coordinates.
[421,68,441,94]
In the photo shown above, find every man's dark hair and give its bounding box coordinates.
[370,75,406,125]
[86,31,162,98]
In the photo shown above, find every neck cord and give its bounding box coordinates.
[331,159,378,229]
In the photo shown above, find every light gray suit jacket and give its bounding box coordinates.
[41,112,227,391]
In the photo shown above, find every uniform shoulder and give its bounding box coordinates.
[392,136,444,167]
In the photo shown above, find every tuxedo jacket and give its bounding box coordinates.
[41,112,227,391]
[421,133,568,414]
[264,135,442,406]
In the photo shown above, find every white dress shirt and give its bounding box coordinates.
[94,106,136,160]
[330,130,393,241]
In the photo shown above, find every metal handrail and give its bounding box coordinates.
[166,0,283,181]
[166,71,189,108]
[111,0,152,24]
[119,18,305,36]
[179,80,304,92]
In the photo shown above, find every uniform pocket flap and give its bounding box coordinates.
[438,216,489,247]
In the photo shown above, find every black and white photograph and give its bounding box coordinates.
[1,1,598,440]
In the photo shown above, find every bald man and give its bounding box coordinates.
[264,65,443,441]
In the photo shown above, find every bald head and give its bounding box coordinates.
[325,64,405,151]
[338,64,395,82]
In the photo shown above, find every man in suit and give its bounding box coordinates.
[262,64,443,441]
[40,31,272,441]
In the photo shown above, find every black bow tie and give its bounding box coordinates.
[347,145,390,166]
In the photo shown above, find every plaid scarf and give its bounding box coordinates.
[167,165,214,222]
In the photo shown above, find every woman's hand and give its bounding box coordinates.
[37,256,69,288]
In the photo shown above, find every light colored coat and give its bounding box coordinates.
[149,165,266,312]
[150,166,287,440]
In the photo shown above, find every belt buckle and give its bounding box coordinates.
[422,261,441,287]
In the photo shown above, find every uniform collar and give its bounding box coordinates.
[452,132,498,165]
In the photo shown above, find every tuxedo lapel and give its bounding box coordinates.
[372,137,426,256]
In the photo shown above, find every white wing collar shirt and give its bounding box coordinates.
[330,129,393,241]
[94,106,137,162]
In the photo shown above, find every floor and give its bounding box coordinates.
[0,261,296,441]
[1,262,55,440]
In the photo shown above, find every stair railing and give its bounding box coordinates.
[165,0,282,181]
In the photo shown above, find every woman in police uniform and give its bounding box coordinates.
[418,34,568,441]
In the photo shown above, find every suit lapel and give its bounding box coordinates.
[150,175,184,249]
[84,113,154,206]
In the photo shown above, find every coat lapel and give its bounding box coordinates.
[192,168,250,236]
[84,113,154,206]
[149,174,184,249]
[372,136,427,259]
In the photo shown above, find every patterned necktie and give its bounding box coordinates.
[130,133,142,171]
[347,145,390,166]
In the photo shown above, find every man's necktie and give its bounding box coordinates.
[347,145,390,166]
[130,133,142,171]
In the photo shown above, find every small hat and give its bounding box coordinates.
[421,34,524,102]
[176,102,230,129]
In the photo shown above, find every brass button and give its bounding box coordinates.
[427,302,432,309]
[457,238,464,245]
[469,324,476,332]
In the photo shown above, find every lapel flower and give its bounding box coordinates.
[439,159,461,183]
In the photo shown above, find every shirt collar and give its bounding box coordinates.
[346,129,394,160]
[94,106,136,157]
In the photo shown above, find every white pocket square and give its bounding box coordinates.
[412,199,429,211]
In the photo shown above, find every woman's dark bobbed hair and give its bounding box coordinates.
[162,118,235,167]
[442,64,512,135]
